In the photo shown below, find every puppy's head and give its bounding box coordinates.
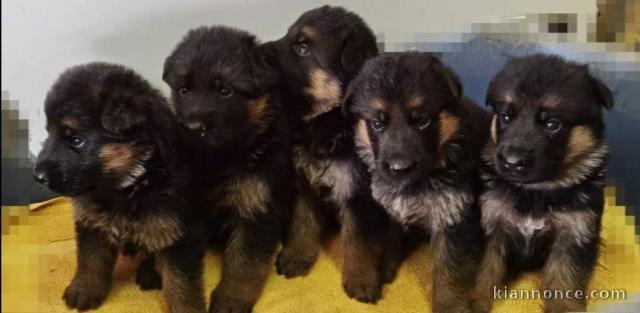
[486,54,613,188]
[346,52,465,186]
[163,26,277,153]
[265,5,378,122]
[34,63,165,196]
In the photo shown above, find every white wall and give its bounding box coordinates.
[1,0,596,154]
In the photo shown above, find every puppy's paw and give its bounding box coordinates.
[62,277,110,311]
[275,249,316,278]
[342,272,382,304]
[208,289,253,313]
[135,263,162,291]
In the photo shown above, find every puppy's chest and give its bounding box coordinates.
[293,146,355,207]
[72,199,184,253]
[371,179,472,233]
[209,174,271,219]
[480,191,599,248]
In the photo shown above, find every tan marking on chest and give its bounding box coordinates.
[218,175,271,219]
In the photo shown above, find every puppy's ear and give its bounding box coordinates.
[340,32,378,81]
[589,74,614,110]
[429,56,462,99]
[162,56,185,89]
[101,100,146,134]
[251,44,279,90]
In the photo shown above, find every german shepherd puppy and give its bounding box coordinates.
[34,63,206,313]
[163,26,293,313]
[264,6,407,303]
[473,54,613,313]
[345,52,490,312]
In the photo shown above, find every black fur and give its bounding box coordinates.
[346,52,489,313]
[265,6,414,304]
[34,62,206,313]
[474,54,612,313]
[163,26,294,313]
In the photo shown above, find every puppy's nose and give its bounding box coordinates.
[386,159,416,175]
[182,121,207,138]
[33,167,49,185]
[498,150,532,172]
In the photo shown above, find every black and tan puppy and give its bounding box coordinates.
[265,6,408,303]
[345,52,490,312]
[34,63,206,313]
[163,26,293,313]
[473,54,613,313]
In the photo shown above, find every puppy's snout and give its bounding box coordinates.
[384,158,417,176]
[498,147,533,173]
[33,165,49,185]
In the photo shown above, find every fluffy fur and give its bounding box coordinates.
[163,26,294,313]
[263,5,412,303]
[345,52,490,313]
[34,62,206,313]
[473,54,613,313]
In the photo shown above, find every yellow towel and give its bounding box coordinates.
[2,187,639,312]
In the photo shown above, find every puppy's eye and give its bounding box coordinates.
[218,85,234,98]
[417,117,431,130]
[370,119,384,131]
[67,135,85,148]
[294,43,311,57]
[543,119,562,132]
[498,112,512,125]
[178,88,190,96]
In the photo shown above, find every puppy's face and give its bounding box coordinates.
[163,26,276,153]
[266,5,378,122]
[487,54,613,186]
[34,63,158,196]
[347,53,464,185]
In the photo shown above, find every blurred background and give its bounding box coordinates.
[2,0,638,234]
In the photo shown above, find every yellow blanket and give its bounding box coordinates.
[3,188,639,312]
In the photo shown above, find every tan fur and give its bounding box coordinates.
[438,111,460,148]
[303,68,342,122]
[157,252,205,313]
[355,119,372,151]
[100,143,135,172]
[490,115,498,143]
[373,98,386,111]
[473,234,508,312]
[341,211,382,298]
[431,232,472,312]
[407,95,424,109]
[174,67,187,76]
[246,96,270,130]
[301,26,318,39]
[540,94,561,109]
[72,197,184,252]
[542,242,588,313]
[61,117,76,128]
[564,126,595,164]
[277,192,322,274]
[217,175,271,220]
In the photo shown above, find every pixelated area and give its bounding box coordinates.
[2,92,33,205]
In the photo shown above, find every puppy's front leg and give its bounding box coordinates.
[209,215,280,313]
[341,193,389,304]
[63,223,117,311]
[276,186,324,278]
[542,237,599,313]
[432,217,483,313]
[158,236,206,313]
[472,230,508,313]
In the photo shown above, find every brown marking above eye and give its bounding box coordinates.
[373,98,386,111]
[303,68,342,122]
[175,66,187,76]
[438,111,460,148]
[100,143,136,172]
[564,126,595,164]
[301,26,318,40]
[407,95,424,109]
[61,117,76,128]
[247,95,270,128]
[355,119,373,151]
[540,94,562,110]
